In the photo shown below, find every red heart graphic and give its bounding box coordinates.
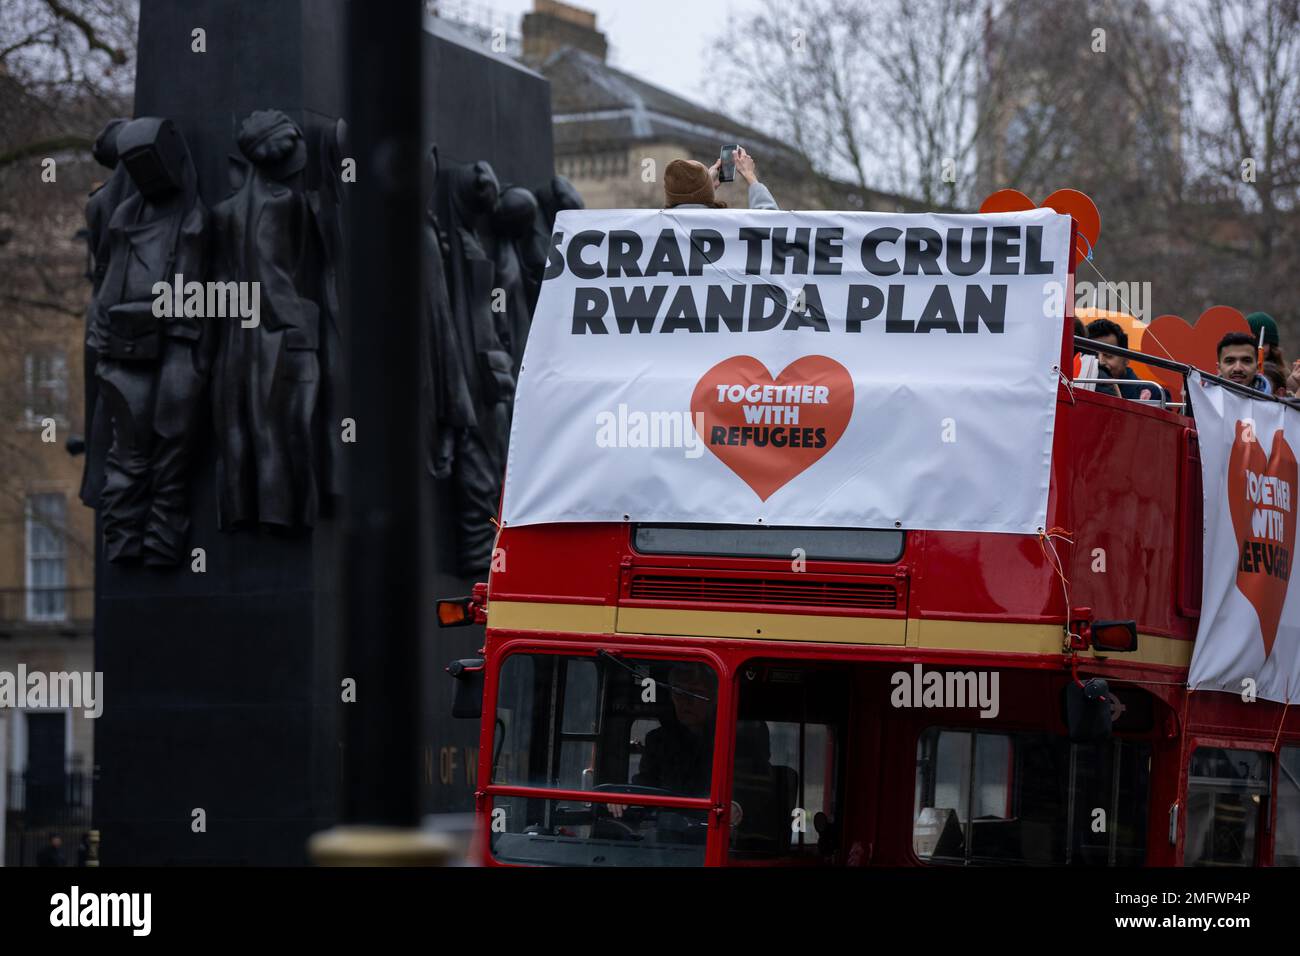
[691,355,853,501]
[979,187,1100,259]
[1136,306,1251,403]
[1226,421,1296,657]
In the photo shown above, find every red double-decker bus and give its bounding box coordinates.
[440,221,1300,869]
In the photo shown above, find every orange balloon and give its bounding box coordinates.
[978,188,1101,260]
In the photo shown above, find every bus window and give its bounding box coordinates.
[490,653,718,866]
[1068,736,1151,865]
[1184,747,1271,867]
[729,665,846,862]
[1277,746,1300,866]
[914,728,1150,865]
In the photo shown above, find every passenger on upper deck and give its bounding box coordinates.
[1247,311,1300,394]
[1247,311,1286,367]
[1071,318,1089,370]
[1073,317,1087,339]
[1217,331,1274,394]
[663,146,779,211]
[1263,362,1290,398]
[1086,318,1168,403]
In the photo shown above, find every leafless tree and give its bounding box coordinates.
[1179,0,1300,329]
[0,0,136,167]
[0,0,137,567]
[711,0,1045,206]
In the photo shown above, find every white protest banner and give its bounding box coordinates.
[1188,371,1299,702]
[501,208,1071,534]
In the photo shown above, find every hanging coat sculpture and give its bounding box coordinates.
[210,110,326,531]
[420,146,477,483]
[488,185,542,377]
[439,159,516,574]
[80,117,133,509]
[308,117,348,507]
[91,117,212,566]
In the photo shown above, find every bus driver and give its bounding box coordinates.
[609,663,715,818]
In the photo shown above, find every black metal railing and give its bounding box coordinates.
[4,769,94,867]
[1073,336,1300,412]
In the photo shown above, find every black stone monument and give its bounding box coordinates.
[93,0,555,864]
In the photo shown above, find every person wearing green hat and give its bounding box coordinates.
[1247,311,1299,393]
[1246,311,1284,363]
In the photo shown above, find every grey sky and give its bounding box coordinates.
[473,0,759,108]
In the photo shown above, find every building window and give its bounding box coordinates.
[23,349,69,427]
[1184,747,1270,866]
[25,493,67,622]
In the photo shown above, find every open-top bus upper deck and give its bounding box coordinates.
[449,207,1300,867]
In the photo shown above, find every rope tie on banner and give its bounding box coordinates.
[1059,368,1077,404]
[1038,527,1076,656]
[1080,258,1176,367]
[1272,699,1292,752]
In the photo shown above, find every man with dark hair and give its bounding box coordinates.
[1217,331,1273,394]
[1086,318,1167,403]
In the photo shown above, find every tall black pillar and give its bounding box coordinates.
[93,0,349,866]
[338,0,423,828]
[93,1,558,863]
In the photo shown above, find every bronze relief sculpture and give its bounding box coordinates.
[80,114,580,574]
[210,110,327,531]
[81,118,134,510]
[92,117,212,566]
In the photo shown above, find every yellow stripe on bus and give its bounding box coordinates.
[487,600,617,633]
[909,618,1192,667]
[617,607,906,644]
[484,601,1193,667]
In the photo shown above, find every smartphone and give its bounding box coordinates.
[720,144,738,183]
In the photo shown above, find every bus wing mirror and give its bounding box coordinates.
[1062,678,1112,742]
[446,658,485,719]
[1091,620,1138,652]
[437,597,475,627]
[437,583,488,627]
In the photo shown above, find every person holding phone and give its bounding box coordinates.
[662,145,778,210]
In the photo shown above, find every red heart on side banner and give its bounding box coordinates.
[691,355,853,501]
[979,187,1100,259]
[1136,306,1251,403]
[1226,421,1297,657]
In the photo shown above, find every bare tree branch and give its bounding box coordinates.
[44,0,129,65]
